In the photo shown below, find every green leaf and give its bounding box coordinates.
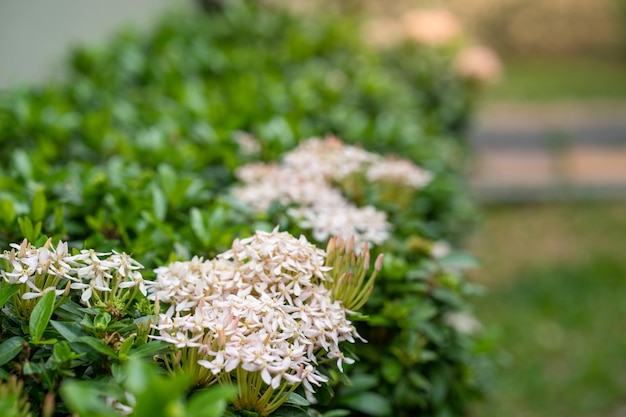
[22,361,45,375]
[270,405,309,417]
[128,340,170,358]
[53,341,85,363]
[50,320,88,342]
[0,196,15,225]
[31,187,47,222]
[321,410,351,417]
[186,385,236,417]
[190,208,210,246]
[60,380,120,417]
[152,184,167,221]
[29,290,57,343]
[437,252,481,270]
[407,371,431,391]
[93,310,112,330]
[0,337,24,366]
[285,392,309,407]
[77,336,118,359]
[124,358,192,416]
[12,150,32,179]
[0,285,21,309]
[158,163,178,198]
[381,357,403,384]
[118,334,136,359]
[17,217,42,243]
[339,373,379,396]
[338,392,392,417]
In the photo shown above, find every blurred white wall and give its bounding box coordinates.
[0,0,190,89]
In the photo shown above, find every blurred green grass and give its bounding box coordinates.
[469,204,626,417]
[485,57,626,101]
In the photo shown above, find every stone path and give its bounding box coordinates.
[468,101,626,201]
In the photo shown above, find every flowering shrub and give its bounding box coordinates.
[233,136,399,248]
[0,230,379,416]
[149,229,378,414]
[0,1,492,416]
[230,135,492,417]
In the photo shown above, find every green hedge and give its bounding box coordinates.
[0,2,492,416]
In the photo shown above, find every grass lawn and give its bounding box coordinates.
[468,203,626,417]
[485,57,626,101]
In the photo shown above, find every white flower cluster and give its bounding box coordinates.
[233,131,261,155]
[281,135,381,181]
[149,229,361,401]
[366,158,434,189]
[233,163,345,213]
[233,136,432,249]
[0,239,145,303]
[288,205,390,246]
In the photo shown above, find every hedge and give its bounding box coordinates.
[0,2,493,416]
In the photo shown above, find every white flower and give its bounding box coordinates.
[431,240,452,258]
[444,312,482,334]
[21,285,64,300]
[233,131,261,155]
[288,205,391,250]
[367,158,434,189]
[282,135,380,182]
[233,164,345,212]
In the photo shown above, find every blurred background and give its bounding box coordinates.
[2,0,626,416]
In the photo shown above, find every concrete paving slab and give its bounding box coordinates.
[469,101,626,201]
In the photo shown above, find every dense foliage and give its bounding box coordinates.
[0,1,492,416]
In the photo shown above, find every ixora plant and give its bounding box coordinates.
[0,229,381,417]
[231,136,491,417]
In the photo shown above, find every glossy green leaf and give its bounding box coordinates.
[285,392,309,407]
[186,385,237,417]
[437,252,481,270]
[60,380,120,417]
[321,410,351,417]
[338,392,392,416]
[77,336,118,359]
[152,184,167,221]
[29,290,57,343]
[0,197,15,225]
[0,285,21,309]
[125,358,192,417]
[129,340,170,358]
[118,334,136,359]
[381,358,403,384]
[0,337,24,366]
[269,405,309,417]
[31,187,47,222]
[190,207,210,246]
[17,217,39,243]
[50,320,87,342]
[12,150,32,179]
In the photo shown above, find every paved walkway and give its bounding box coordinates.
[468,101,626,201]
